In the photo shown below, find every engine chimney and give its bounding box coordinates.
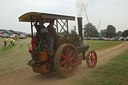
[77,17,83,42]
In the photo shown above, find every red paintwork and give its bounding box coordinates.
[88,51,97,67]
[59,45,78,77]
[31,37,38,49]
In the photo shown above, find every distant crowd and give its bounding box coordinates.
[4,38,15,46]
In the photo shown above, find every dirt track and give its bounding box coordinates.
[0,42,128,85]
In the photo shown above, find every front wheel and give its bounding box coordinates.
[54,44,79,77]
[86,50,97,68]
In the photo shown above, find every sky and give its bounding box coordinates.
[0,0,128,33]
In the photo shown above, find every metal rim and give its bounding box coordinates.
[86,50,97,68]
[54,44,78,77]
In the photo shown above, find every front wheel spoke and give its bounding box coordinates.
[89,60,93,67]
[90,53,92,57]
[88,58,92,61]
[92,62,95,67]
[92,57,96,60]
[89,60,92,65]
[93,60,97,64]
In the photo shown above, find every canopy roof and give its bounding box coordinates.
[19,12,75,22]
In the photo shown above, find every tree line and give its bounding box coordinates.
[59,23,128,38]
[83,23,128,38]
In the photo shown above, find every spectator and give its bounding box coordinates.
[4,38,7,46]
[12,39,15,46]
[6,38,9,46]
[10,38,13,45]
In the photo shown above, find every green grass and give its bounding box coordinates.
[84,40,124,50]
[74,50,128,85]
[1,44,14,51]
[0,38,31,75]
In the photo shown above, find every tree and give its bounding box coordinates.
[106,25,116,38]
[60,26,77,37]
[84,23,100,37]
[60,31,68,36]
[116,31,122,37]
[100,29,106,37]
[70,29,77,37]
[122,30,128,37]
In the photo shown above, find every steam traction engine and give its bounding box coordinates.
[19,12,97,77]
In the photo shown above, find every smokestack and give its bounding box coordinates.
[77,17,83,42]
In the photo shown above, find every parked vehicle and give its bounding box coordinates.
[98,37,105,40]
[106,38,110,41]
[2,33,10,38]
[126,37,128,41]
[10,34,15,38]
[19,34,26,39]
[0,34,3,37]
[119,37,125,41]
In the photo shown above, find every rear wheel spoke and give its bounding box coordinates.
[60,60,66,66]
[62,63,67,72]
[72,63,77,66]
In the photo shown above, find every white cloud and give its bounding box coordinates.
[0,0,128,33]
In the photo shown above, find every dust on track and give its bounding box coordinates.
[0,42,128,85]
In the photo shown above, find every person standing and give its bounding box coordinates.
[4,38,7,46]
[46,20,56,51]
[26,34,28,38]
[10,38,13,45]
[6,38,9,46]
[12,39,15,46]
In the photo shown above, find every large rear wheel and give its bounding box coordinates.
[54,44,78,77]
[86,50,97,68]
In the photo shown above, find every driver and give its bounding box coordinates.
[46,20,57,51]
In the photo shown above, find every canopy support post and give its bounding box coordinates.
[30,15,33,38]
[67,20,68,35]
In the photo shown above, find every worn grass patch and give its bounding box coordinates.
[26,43,31,47]
[84,40,124,50]
[19,43,25,48]
[74,50,128,85]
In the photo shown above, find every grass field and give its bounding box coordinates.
[0,37,31,75]
[84,40,124,50]
[0,38,125,76]
[74,50,128,85]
